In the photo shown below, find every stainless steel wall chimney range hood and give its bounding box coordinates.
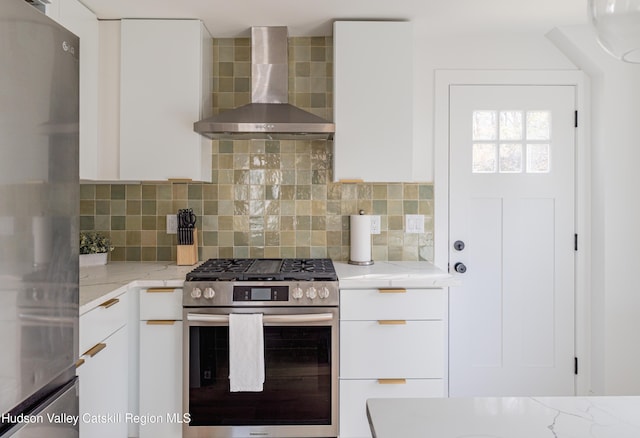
[194,27,335,140]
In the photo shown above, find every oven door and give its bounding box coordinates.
[183,306,338,438]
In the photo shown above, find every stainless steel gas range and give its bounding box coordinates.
[182,258,339,438]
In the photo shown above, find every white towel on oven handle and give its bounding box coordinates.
[229,313,265,392]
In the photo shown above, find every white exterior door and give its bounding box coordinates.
[448,85,576,396]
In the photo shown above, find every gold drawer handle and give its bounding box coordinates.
[338,178,364,184]
[377,379,407,385]
[378,288,407,293]
[75,358,85,369]
[146,320,176,325]
[146,288,175,293]
[99,298,119,309]
[83,343,106,358]
[377,320,407,325]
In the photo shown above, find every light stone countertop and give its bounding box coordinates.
[80,260,457,314]
[79,262,198,314]
[333,261,459,289]
[366,396,640,438]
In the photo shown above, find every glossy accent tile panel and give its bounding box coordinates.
[79,37,434,262]
[80,174,434,262]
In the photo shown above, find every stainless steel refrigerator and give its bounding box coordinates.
[0,0,80,436]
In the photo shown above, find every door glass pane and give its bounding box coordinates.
[527,143,550,173]
[472,109,553,175]
[472,111,497,140]
[499,143,523,173]
[472,143,497,173]
[526,111,550,140]
[499,111,523,140]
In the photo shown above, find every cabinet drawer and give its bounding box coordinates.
[340,320,444,379]
[340,288,445,321]
[80,291,128,355]
[139,288,182,321]
[339,378,444,438]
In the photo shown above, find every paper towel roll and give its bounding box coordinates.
[350,214,373,264]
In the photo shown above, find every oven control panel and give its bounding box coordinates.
[233,286,289,302]
[183,281,339,306]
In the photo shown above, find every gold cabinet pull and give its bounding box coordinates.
[377,320,407,325]
[378,288,407,293]
[338,178,364,184]
[146,288,175,293]
[377,379,407,385]
[75,358,85,369]
[99,298,119,309]
[83,343,106,358]
[146,320,176,325]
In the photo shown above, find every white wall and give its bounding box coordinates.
[549,25,640,395]
[412,32,576,181]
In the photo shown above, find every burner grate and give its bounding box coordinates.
[185,258,337,282]
[281,258,335,273]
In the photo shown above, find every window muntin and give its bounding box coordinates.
[472,110,551,174]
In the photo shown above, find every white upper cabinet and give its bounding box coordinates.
[95,20,121,180]
[119,19,212,182]
[45,0,100,180]
[333,21,414,182]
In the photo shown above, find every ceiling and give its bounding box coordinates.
[79,0,590,38]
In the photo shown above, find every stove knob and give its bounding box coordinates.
[203,287,215,299]
[318,286,330,299]
[306,286,317,300]
[191,287,202,299]
[292,286,304,300]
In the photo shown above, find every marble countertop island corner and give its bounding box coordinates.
[366,396,640,438]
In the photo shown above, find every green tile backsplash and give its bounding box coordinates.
[80,37,434,262]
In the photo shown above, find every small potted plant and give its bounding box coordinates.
[79,232,114,267]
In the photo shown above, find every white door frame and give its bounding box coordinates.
[434,70,591,396]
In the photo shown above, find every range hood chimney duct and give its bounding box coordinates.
[194,26,335,140]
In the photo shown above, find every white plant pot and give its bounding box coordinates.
[79,252,108,267]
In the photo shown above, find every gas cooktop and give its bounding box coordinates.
[185,258,338,282]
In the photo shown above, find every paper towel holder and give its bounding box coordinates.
[349,260,375,266]
[349,210,374,266]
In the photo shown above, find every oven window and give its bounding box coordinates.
[188,325,332,426]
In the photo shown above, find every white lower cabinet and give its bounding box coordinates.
[138,288,183,438]
[139,321,183,437]
[339,287,447,438]
[340,321,444,378]
[78,292,129,438]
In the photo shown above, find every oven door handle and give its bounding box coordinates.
[186,312,334,324]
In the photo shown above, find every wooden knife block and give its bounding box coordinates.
[177,228,198,266]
